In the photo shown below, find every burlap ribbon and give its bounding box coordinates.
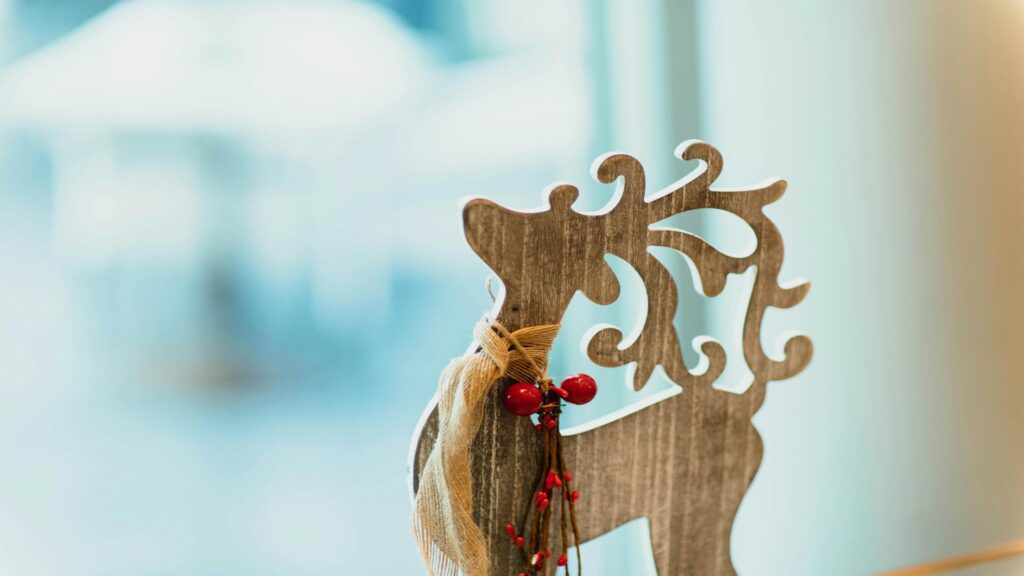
[412,317,560,576]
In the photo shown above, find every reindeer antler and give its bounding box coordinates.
[584,141,811,400]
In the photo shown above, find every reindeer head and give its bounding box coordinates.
[461,140,811,398]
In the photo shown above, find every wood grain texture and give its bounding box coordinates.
[410,141,811,575]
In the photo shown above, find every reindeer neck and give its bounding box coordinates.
[493,284,574,333]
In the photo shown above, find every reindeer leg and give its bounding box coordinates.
[643,387,763,576]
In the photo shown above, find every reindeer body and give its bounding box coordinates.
[413,382,763,575]
[410,141,811,575]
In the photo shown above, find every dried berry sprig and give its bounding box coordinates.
[501,374,597,575]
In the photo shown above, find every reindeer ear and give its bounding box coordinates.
[546,184,579,211]
[580,257,619,306]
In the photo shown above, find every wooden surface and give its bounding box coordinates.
[874,539,1024,575]
[410,141,811,575]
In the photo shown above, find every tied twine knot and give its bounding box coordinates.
[413,316,560,576]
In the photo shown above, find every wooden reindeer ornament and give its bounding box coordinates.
[410,140,812,575]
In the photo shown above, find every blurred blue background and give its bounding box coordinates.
[1,1,1023,575]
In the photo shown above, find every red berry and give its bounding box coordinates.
[561,373,597,405]
[564,471,572,483]
[504,524,516,539]
[538,498,549,510]
[557,552,568,566]
[570,490,580,503]
[535,491,547,504]
[515,536,524,548]
[501,382,543,416]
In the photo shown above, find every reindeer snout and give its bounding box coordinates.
[461,198,497,252]
[463,197,522,272]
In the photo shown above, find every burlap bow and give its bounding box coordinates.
[412,317,560,576]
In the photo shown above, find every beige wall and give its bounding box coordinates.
[695,1,1024,573]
